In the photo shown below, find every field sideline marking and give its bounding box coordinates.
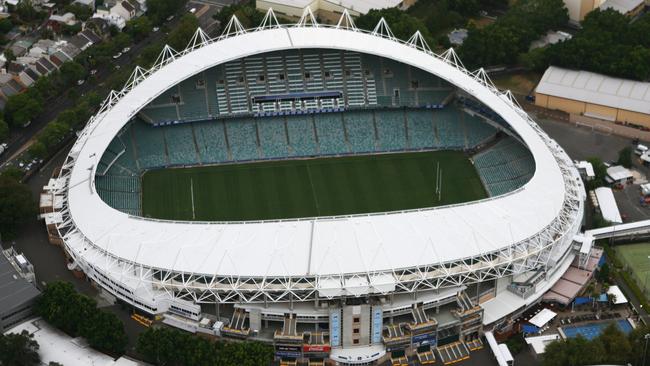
[305,163,321,215]
[190,178,196,220]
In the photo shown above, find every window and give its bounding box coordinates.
[324,70,331,79]
[353,316,360,323]
[171,94,180,103]
[353,339,359,345]
[304,71,311,80]
[217,79,225,85]
[383,68,393,77]
[196,79,205,89]
[353,328,360,334]
[257,74,266,83]
[344,69,351,78]
[393,89,400,98]
[278,73,286,81]
[237,76,244,84]
[411,80,419,89]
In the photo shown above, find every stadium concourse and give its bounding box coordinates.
[38,9,589,366]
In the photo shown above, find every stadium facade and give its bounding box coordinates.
[41,9,586,365]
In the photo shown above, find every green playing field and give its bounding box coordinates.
[141,151,487,221]
[616,243,650,295]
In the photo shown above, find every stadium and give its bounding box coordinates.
[42,9,585,365]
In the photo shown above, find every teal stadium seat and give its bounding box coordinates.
[258,117,289,159]
[314,113,348,155]
[375,110,406,151]
[165,124,199,165]
[227,118,259,161]
[287,117,317,156]
[473,137,535,196]
[193,121,230,163]
[344,111,375,153]
[132,121,168,168]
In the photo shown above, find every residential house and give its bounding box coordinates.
[18,67,40,87]
[34,57,57,75]
[79,29,101,44]
[92,10,126,30]
[84,17,110,39]
[8,38,34,58]
[59,43,81,59]
[0,74,26,109]
[69,34,92,51]
[110,0,136,21]
[47,12,77,33]
[73,0,95,9]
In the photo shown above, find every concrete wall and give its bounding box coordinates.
[535,92,650,128]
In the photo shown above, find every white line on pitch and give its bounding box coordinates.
[190,178,196,220]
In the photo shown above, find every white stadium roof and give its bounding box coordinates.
[61,22,576,282]
[536,66,650,116]
[260,0,402,15]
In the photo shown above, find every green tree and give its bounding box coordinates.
[80,311,128,355]
[167,14,199,50]
[586,157,607,190]
[64,3,93,21]
[0,330,40,366]
[27,141,47,159]
[617,146,633,168]
[5,91,43,128]
[4,48,15,63]
[125,16,153,42]
[35,282,96,336]
[0,18,13,34]
[0,116,8,141]
[459,0,568,68]
[0,174,35,238]
[59,61,86,87]
[356,7,435,46]
[146,0,186,25]
[599,323,632,364]
[213,0,263,29]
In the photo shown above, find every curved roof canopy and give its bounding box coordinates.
[64,24,567,279]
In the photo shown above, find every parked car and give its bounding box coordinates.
[166,15,174,21]
[122,47,130,53]
[0,142,8,156]
[76,79,85,86]
[90,69,97,76]
[153,26,160,32]
[112,52,122,59]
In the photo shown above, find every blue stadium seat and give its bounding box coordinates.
[227,118,260,161]
[314,113,348,155]
[258,117,289,159]
[287,116,317,156]
[473,137,535,197]
[344,111,375,153]
[375,110,406,151]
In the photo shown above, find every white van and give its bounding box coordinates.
[635,144,648,156]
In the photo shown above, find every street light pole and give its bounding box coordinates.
[642,333,650,366]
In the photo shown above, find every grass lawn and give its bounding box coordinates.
[616,243,650,293]
[141,151,486,221]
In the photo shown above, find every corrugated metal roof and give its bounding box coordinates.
[536,66,650,116]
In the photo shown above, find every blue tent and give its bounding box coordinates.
[598,293,608,302]
[598,254,606,267]
[574,297,592,305]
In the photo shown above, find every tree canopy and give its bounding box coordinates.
[459,0,568,68]
[35,281,128,355]
[146,0,186,25]
[0,330,40,366]
[356,8,435,47]
[538,9,650,80]
[0,173,35,239]
[137,327,274,366]
[213,0,264,30]
[542,323,649,366]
